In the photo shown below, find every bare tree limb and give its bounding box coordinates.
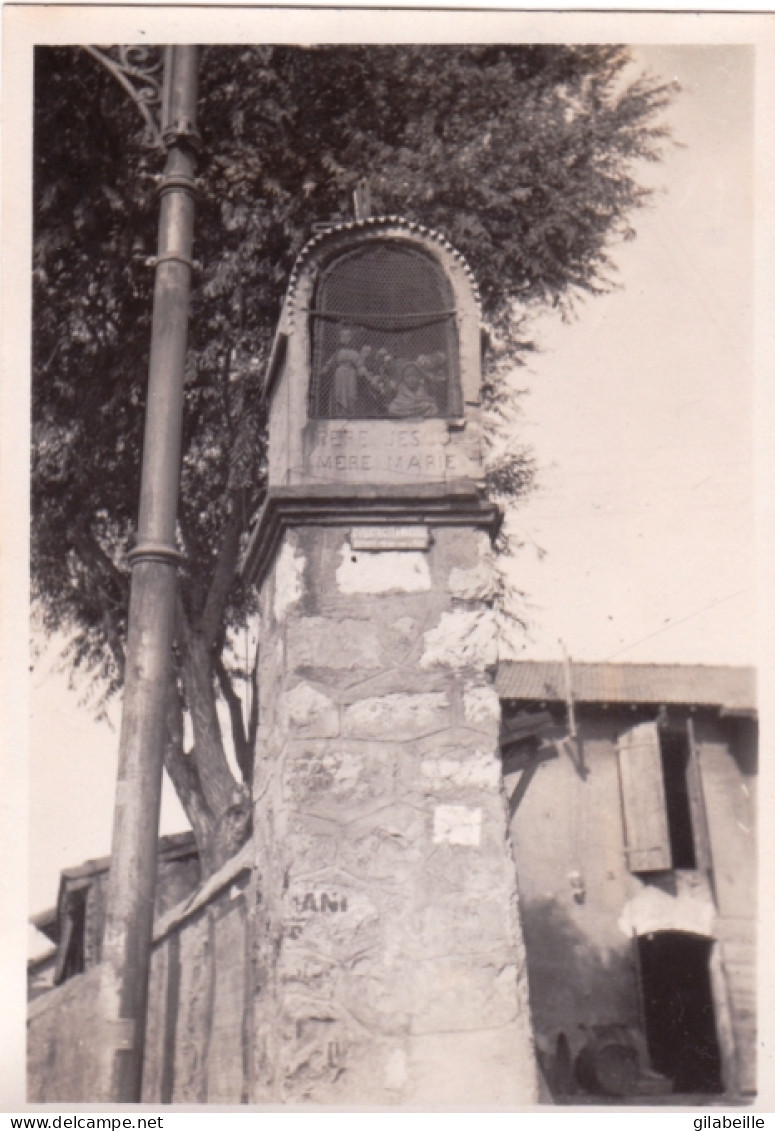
[176,510,198,571]
[198,500,244,648]
[100,607,126,680]
[247,640,259,754]
[161,678,220,876]
[71,524,129,605]
[214,652,251,783]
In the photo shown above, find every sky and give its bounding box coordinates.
[504,44,755,667]
[25,44,758,948]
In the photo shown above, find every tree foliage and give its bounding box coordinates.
[32,44,674,870]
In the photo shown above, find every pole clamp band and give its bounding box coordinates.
[128,541,185,568]
[153,251,195,271]
[158,172,197,198]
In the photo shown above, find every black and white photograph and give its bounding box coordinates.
[2,5,773,1116]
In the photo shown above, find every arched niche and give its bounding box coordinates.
[308,240,462,420]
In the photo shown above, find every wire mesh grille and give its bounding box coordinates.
[309,243,462,419]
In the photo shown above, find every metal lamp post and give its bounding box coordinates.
[83,44,199,1102]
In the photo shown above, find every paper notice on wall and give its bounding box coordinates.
[433,804,482,846]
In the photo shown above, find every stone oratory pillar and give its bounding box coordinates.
[242,218,538,1105]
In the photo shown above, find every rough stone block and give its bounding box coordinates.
[281,877,381,961]
[422,835,518,897]
[394,615,419,640]
[449,547,497,602]
[405,1024,538,1106]
[420,528,488,593]
[322,1037,412,1104]
[277,996,363,1104]
[278,949,338,999]
[282,740,395,817]
[338,804,430,885]
[420,749,501,792]
[433,803,483,846]
[337,667,449,704]
[273,539,305,622]
[276,809,341,875]
[286,616,383,672]
[420,608,498,673]
[342,691,450,739]
[411,953,522,1033]
[356,604,446,667]
[282,681,339,739]
[462,682,501,725]
[339,952,417,1036]
[415,893,513,958]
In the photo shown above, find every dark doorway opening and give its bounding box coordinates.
[638,930,723,1093]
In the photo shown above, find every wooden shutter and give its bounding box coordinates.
[617,721,672,872]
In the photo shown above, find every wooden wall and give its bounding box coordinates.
[507,705,756,1098]
[142,870,253,1104]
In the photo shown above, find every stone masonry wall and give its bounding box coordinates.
[27,968,112,1103]
[250,523,538,1105]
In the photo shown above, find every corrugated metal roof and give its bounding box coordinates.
[57,830,197,885]
[496,661,756,712]
[30,832,199,942]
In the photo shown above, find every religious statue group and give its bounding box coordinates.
[318,326,448,418]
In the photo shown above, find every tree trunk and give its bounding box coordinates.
[181,634,251,873]
[162,681,222,876]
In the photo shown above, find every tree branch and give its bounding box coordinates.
[176,509,199,568]
[214,653,252,784]
[174,586,192,647]
[71,524,129,606]
[162,678,220,876]
[100,607,126,680]
[198,499,244,648]
[247,640,259,753]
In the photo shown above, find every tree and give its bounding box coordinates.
[32,44,675,873]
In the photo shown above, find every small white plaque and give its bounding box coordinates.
[350,525,430,552]
[433,805,482,846]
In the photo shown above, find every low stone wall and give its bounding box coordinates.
[27,968,111,1102]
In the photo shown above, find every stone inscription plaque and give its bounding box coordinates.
[297,418,484,489]
[308,425,465,478]
[350,525,430,552]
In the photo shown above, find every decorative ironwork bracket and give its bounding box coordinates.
[82,45,166,150]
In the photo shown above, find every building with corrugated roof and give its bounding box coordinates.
[497,660,757,1101]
